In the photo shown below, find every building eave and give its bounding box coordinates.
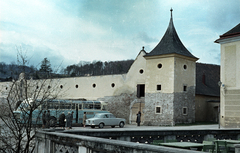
[144,53,199,61]
[215,35,240,44]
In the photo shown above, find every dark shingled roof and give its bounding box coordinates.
[145,10,197,59]
[196,63,220,97]
[215,23,240,42]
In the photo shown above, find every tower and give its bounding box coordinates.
[143,9,198,125]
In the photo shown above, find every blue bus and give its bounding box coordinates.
[13,99,109,127]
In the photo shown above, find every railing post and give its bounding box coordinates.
[204,134,215,141]
[78,146,87,153]
[164,135,176,142]
[235,144,240,153]
[118,136,131,141]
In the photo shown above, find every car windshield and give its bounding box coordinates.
[93,114,105,118]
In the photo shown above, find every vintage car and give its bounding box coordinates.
[86,113,125,128]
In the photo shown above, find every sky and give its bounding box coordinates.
[0,0,240,71]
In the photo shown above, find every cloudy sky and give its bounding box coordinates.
[0,0,240,70]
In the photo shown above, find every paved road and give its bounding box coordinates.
[56,124,240,131]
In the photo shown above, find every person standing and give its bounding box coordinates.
[70,111,74,129]
[83,112,86,128]
[66,112,71,130]
[46,110,50,128]
[42,111,46,128]
[59,112,65,129]
[136,111,141,126]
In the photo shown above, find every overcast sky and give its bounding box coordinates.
[0,0,240,70]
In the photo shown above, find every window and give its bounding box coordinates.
[92,84,96,88]
[183,65,187,70]
[157,85,161,91]
[183,85,187,91]
[75,85,78,88]
[183,107,188,115]
[94,102,101,109]
[139,69,144,74]
[156,106,162,114]
[111,83,115,88]
[78,104,82,110]
[157,63,162,69]
[137,84,145,98]
[71,103,76,109]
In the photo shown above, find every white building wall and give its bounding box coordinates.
[218,38,240,128]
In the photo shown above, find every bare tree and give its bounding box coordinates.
[0,48,62,153]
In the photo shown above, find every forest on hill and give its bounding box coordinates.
[0,59,134,81]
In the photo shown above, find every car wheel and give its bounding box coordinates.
[99,123,104,128]
[49,117,57,127]
[91,126,95,128]
[111,126,115,128]
[119,122,124,128]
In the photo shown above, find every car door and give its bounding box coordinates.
[103,114,111,125]
[109,114,118,125]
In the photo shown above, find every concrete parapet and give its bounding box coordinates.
[35,130,203,153]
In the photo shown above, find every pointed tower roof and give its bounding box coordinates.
[145,9,197,59]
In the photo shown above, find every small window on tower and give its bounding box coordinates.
[157,63,162,69]
[183,65,187,70]
[183,107,188,115]
[157,85,161,91]
[183,85,187,91]
[156,106,162,114]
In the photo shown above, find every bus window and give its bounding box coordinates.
[65,104,71,109]
[79,104,82,110]
[49,103,59,109]
[83,103,90,109]
[94,103,101,110]
[89,103,93,109]
[71,103,75,109]
[42,104,47,110]
[60,103,65,109]
[48,103,52,109]
[54,103,59,109]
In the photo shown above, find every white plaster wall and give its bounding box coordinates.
[219,39,240,127]
[145,55,175,93]
[0,51,147,101]
[174,57,196,92]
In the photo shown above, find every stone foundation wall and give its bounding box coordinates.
[173,86,195,124]
[102,93,138,123]
[99,87,196,126]
[144,92,174,126]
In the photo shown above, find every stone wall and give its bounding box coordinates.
[144,92,174,126]
[173,86,195,124]
[102,93,138,124]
